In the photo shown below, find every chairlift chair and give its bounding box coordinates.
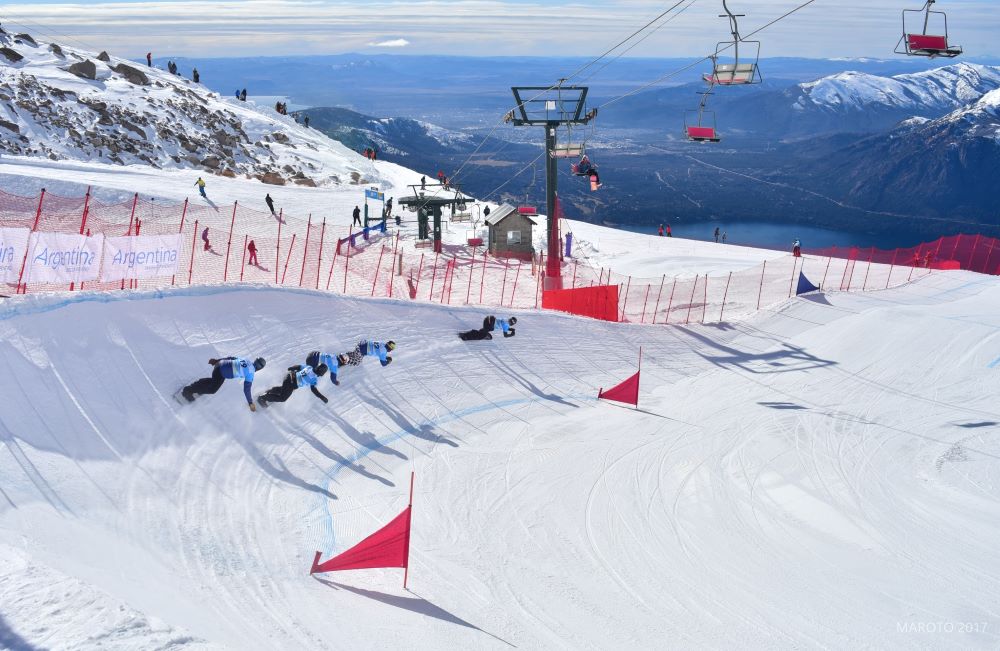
[703,1,762,86]
[684,88,721,143]
[895,0,962,58]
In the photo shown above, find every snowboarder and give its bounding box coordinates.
[202,226,211,252]
[178,356,265,411]
[192,68,200,83]
[257,364,329,408]
[146,52,152,67]
[247,239,258,266]
[714,227,720,243]
[240,88,247,101]
[265,193,276,215]
[792,238,801,257]
[658,224,664,237]
[484,315,517,338]
[352,206,362,227]
[458,316,498,341]
[195,176,207,198]
[306,351,350,386]
[352,339,395,366]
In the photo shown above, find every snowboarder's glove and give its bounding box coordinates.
[385,356,392,365]
[333,378,340,386]
[321,395,329,404]
[504,329,516,337]
[208,358,219,365]
[249,402,257,412]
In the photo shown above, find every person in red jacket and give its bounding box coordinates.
[248,239,258,266]
[146,52,152,66]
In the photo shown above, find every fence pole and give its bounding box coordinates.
[640,284,651,324]
[479,249,487,304]
[16,188,46,294]
[325,245,340,291]
[572,260,578,289]
[701,274,708,324]
[756,260,767,310]
[343,227,352,293]
[820,256,832,291]
[299,214,312,287]
[950,234,962,260]
[316,217,326,290]
[440,259,451,305]
[388,232,400,298]
[510,260,522,308]
[651,274,666,325]
[414,252,425,299]
[188,219,199,285]
[428,252,440,301]
[448,259,458,305]
[275,209,282,284]
[907,244,921,282]
[684,276,698,324]
[620,275,632,322]
[222,201,238,282]
[535,267,542,309]
[466,246,476,304]
[861,247,874,291]
[125,192,138,236]
[240,234,248,281]
[933,236,943,259]
[664,277,677,325]
[70,187,92,291]
[787,258,798,298]
[985,240,998,276]
[886,248,899,289]
[281,233,297,285]
[968,234,981,271]
[371,244,387,297]
[499,257,510,306]
[719,271,732,322]
[171,198,188,286]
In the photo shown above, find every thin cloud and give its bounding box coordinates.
[369,38,409,48]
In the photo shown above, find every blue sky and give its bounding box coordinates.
[1,0,996,59]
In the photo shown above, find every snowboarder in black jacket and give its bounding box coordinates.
[265,193,276,215]
[352,206,362,227]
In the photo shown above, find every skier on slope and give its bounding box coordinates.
[179,356,265,411]
[349,339,396,367]
[265,193,276,215]
[257,363,329,407]
[306,351,350,386]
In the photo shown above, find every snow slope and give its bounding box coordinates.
[1,268,999,649]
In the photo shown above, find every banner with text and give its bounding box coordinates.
[100,234,183,282]
[25,232,104,284]
[0,227,30,284]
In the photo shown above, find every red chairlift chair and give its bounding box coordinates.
[895,0,962,58]
[684,88,721,143]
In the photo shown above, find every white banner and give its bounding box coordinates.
[100,234,183,282]
[0,227,30,284]
[24,232,104,284]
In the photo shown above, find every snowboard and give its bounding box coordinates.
[173,388,193,405]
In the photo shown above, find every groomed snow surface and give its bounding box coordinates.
[2,268,1000,650]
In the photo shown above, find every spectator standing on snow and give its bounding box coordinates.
[192,68,200,83]
[722,231,727,243]
[658,224,664,237]
[179,356,265,411]
[247,239,258,266]
[257,364,329,408]
[146,52,152,67]
[352,205,362,227]
[420,176,426,190]
[240,88,247,101]
[304,116,310,128]
[714,227,720,243]
[201,226,211,251]
[265,193,276,215]
[666,224,672,237]
[484,205,491,219]
[195,176,207,198]
[792,238,802,257]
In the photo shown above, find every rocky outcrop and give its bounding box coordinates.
[0,48,23,63]
[13,34,37,46]
[258,171,286,186]
[96,51,111,63]
[67,59,97,80]
[48,43,64,57]
[112,63,150,86]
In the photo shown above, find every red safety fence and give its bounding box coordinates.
[0,187,972,324]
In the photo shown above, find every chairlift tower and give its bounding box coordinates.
[507,85,595,290]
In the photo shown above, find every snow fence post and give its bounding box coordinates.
[403,471,414,589]
[388,232,400,298]
[223,201,237,282]
[756,260,767,310]
[886,248,898,289]
[343,226,352,293]
[413,252,425,299]
[862,247,875,290]
[478,249,487,304]
[821,256,832,291]
[16,188,45,294]
[428,252,440,302]
[719,271,732,322]
[275,209,283,284]
[684,276,698,325]
[651,274,666,325]
[188,219,199,285]
[985,240,998,277]
[701,274,708,324]
[640,284,650,324]
[968,234,981,271]
[620,275,632,322]
[299,214,312,288]
[70,187,92,291]
[664,277,677,325]
[240,234,248,281]
[510,260,522,308]
[499,256,510,306]
[466,246,476,305]
[282,233,297,285]
[372,244,386,297]
[788,257,798,298]
[171,198,188,286]
[316,217,326,290]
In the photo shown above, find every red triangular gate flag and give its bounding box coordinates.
[598,371,640,406]
[310,505,412,574]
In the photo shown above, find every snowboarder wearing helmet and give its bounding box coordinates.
[353,339,395,366]
[306,350,349,385]
[483,315,517,338]
[257,364,329,407]
[178,356,265,411]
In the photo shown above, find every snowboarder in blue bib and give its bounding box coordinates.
[179,356,265,411]
[306,351,349,385]
[257,364,329,407]
[353,339,395,366]
[485,315,517,338]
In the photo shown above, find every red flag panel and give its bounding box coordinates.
[598,371,640,406]
[311,506,411,574]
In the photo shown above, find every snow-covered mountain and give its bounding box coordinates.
[0,29,377,187]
